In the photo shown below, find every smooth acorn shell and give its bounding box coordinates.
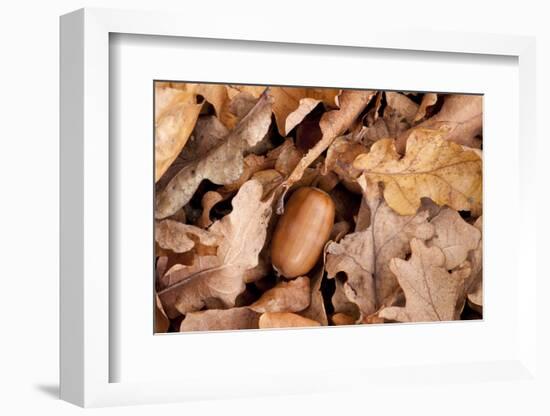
[271,187,335,278]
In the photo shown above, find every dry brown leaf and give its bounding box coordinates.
[270,87,340,136]
[274,141,303,176]
[158,180,273,318]
[250,276,310,313]
[277,90,374,213]
[155,86,203,182]
[385,91,419,124]
[180,308,260,331]
[353,128,482,216]
[222,153,272,192]
[323,134,367,192]
[414,93,438,122]
[156,93,273,219]
[155,220,219,253]
[326,178,435,317]
[397,94,482,152]
[378,239,471,322]
[250,169,285,198]
[258,312,321,329]
[220,90,262,130]
[428,208,481,270]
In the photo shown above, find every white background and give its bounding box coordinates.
[1,0,548,415]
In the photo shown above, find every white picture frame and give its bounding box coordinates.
[60,7,542,408]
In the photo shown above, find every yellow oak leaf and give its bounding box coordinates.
[353,128,482,215]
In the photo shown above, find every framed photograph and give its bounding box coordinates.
[60,7,541,408]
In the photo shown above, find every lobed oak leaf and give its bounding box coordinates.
[156,93,273,219]
[378,239,470,322]
[353,129,482,216]
[158,180,273,318]
[326,178,435,317]
[155,220,219,253]
[428,208,481,270]
[277,90,374,213]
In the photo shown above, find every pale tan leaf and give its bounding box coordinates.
[158,180,273,318]
[180,308,260,331]
[397,94,482,152]
[250,276,310,313]
[222,153,272,192]
[258,312,320,329]
[326,178,435,317]
[270,87,341,136]
[378,239,470,322]
[428,208,481,270]
[155,86,203,182]
[156,93,273,219]
[353,128,482,216]
[277,90,374,213]
[323,134,367,191]
[155,220,219,253]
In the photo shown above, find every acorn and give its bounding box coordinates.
[271,187,335,278]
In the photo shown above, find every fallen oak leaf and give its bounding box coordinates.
[158,180,273,318]
[155,86,203,182]
[156,115,230,192]
[323,134,367,193]
[326,177,435,318]
[428,208,481,270]
[396,94,482,152]
[353,128,482,216]
[378,239,470,322]
[277,90,374,214]
[180,308,260,332]
[155,220,219,253]
[250,276,310,313]
[269,87,340,136]
[156,92,273,219]
[259,312,321,329]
